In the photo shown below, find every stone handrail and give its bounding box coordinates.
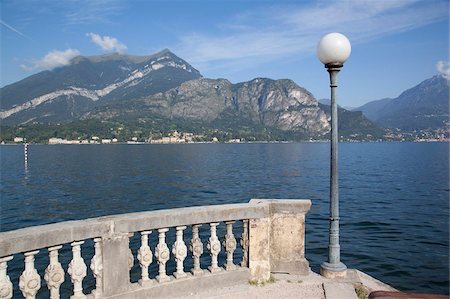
[0,203,267,256]
[0,199,311,299]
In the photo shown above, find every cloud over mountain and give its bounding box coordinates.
[20,48,80,71]
[436,60,450,80]
[86,32,127,53]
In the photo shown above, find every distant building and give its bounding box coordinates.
[14,137,24,143]
[102,139,112,144]
[112,138,118,143]
[49,138,65,144]
[227,138,241,143]
[183,133,194,142]
[90,136,100,144]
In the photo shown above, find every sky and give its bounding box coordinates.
[1,0,449,108]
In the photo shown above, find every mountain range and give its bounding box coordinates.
[0,49,201,124]
[0,49,383,141]
[353,75,449,130]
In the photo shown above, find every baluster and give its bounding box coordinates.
[44,245,65,299]
[241,219,249,267]
[189,224,204,276]
[137,231,153,286]
[154,228,170,283]
[90,238,103,298]
[172,226,187,279]
[0,256,13,299]
[223,221,237,270]
[19,250,41,299]
[207,222,221,273]
[68,241,87,299]
[127,233,134,271]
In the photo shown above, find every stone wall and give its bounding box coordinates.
[0,199,311,298]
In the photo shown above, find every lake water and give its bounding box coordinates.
[1,142,449,296]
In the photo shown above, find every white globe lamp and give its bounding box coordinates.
[317,32,351,66]
[317,32,351,279]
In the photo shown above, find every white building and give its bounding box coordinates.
[14,137,24,143]
[48,138,65,144]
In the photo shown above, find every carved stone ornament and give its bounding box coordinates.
[240,220,249,267]
[172,226,187,278]
[207,223,221,273]
[189,224,204,275]
[154,228,170,282]
[44,245,65,299]
[19,250,41,299]
[223,221,237,270]
[0,256,13,299]
[90,238,103,298]
[68,241,87,299]
[137,231,152,285]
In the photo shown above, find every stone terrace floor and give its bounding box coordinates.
[176,269,397,299]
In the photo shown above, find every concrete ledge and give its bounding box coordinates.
[271,259,310,275]
[0,203,268,257]
[250,199,312,214]
[249,199,311,276]
[112,203,268,233]
[106,267,250,299]
[0,200,311,257]
[0,219,113,256]
[353,270,398,292]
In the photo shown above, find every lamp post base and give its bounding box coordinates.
[320,261,347,278]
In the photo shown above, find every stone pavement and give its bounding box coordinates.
[175,269,397,299]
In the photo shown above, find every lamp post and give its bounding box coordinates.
[317,32,351,278]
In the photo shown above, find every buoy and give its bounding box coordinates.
[24,143,28,164]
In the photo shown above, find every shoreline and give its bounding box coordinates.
[1,140,449,145]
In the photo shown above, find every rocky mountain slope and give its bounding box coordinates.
[1,49,383,139]
[353,75,449,130]
[0,49,201,124]
[83,77,331,135]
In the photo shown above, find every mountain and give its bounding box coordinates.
[318,98,354,110]
[0,49,201,124]
[352,98,393,121]
[318,103,385,137]
[82,77,331,135]
[353,75,449,130]
[1,49,384,141]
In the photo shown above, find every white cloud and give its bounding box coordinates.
[65,0,123,25]
[436,61,450,80]
[176,0,448,72]
[21,48,80,71]
[86,32,127,53]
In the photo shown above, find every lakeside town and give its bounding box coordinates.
[6,127,450,145]
[9,131,241,144]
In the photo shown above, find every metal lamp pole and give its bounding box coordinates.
[317,33,351,278]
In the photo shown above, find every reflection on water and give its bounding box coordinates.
[0,142,449,295]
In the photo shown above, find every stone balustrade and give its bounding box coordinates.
[0,199,311,299]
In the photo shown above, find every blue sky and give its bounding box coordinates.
[1,0,448,107]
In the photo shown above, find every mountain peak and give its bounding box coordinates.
[70,48,179,65]
[156,48,172,55]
